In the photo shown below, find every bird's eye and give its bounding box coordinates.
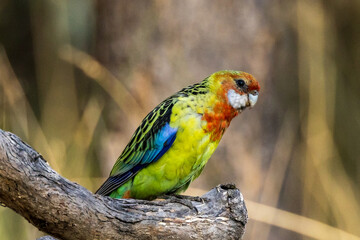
[235,79,246,88]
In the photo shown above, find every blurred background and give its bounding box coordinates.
[0,0,359,239]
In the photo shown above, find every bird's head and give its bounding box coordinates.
[208,70,260,112]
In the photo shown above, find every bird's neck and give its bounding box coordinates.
[202,90,238,142]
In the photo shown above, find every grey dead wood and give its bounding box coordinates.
[0,129,248,240]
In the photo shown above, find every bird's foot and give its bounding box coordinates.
[160,194,204,213]
[171,194,204,202]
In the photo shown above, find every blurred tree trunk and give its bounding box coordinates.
[96,0,156,80]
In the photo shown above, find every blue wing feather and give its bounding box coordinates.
[152,127,177,162]
[95,123,177,195]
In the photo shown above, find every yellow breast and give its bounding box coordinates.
[131,93,221,197]
[164,96,220,181]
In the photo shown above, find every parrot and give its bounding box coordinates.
[96,70,260,200]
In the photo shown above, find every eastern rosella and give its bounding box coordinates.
[96,70,260,200]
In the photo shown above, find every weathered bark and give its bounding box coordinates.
[0,129,248,240]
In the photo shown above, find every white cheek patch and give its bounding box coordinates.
[249,92,258,107]
[227,89,248,110]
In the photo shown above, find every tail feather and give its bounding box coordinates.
[95,172,133,196]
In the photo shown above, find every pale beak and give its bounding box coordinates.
[248,90,259,107]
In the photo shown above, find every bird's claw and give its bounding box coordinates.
[160,194,204,213]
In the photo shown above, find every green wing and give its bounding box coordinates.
[95,97,177,195]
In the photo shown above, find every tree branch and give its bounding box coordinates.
[0,129,248,240]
